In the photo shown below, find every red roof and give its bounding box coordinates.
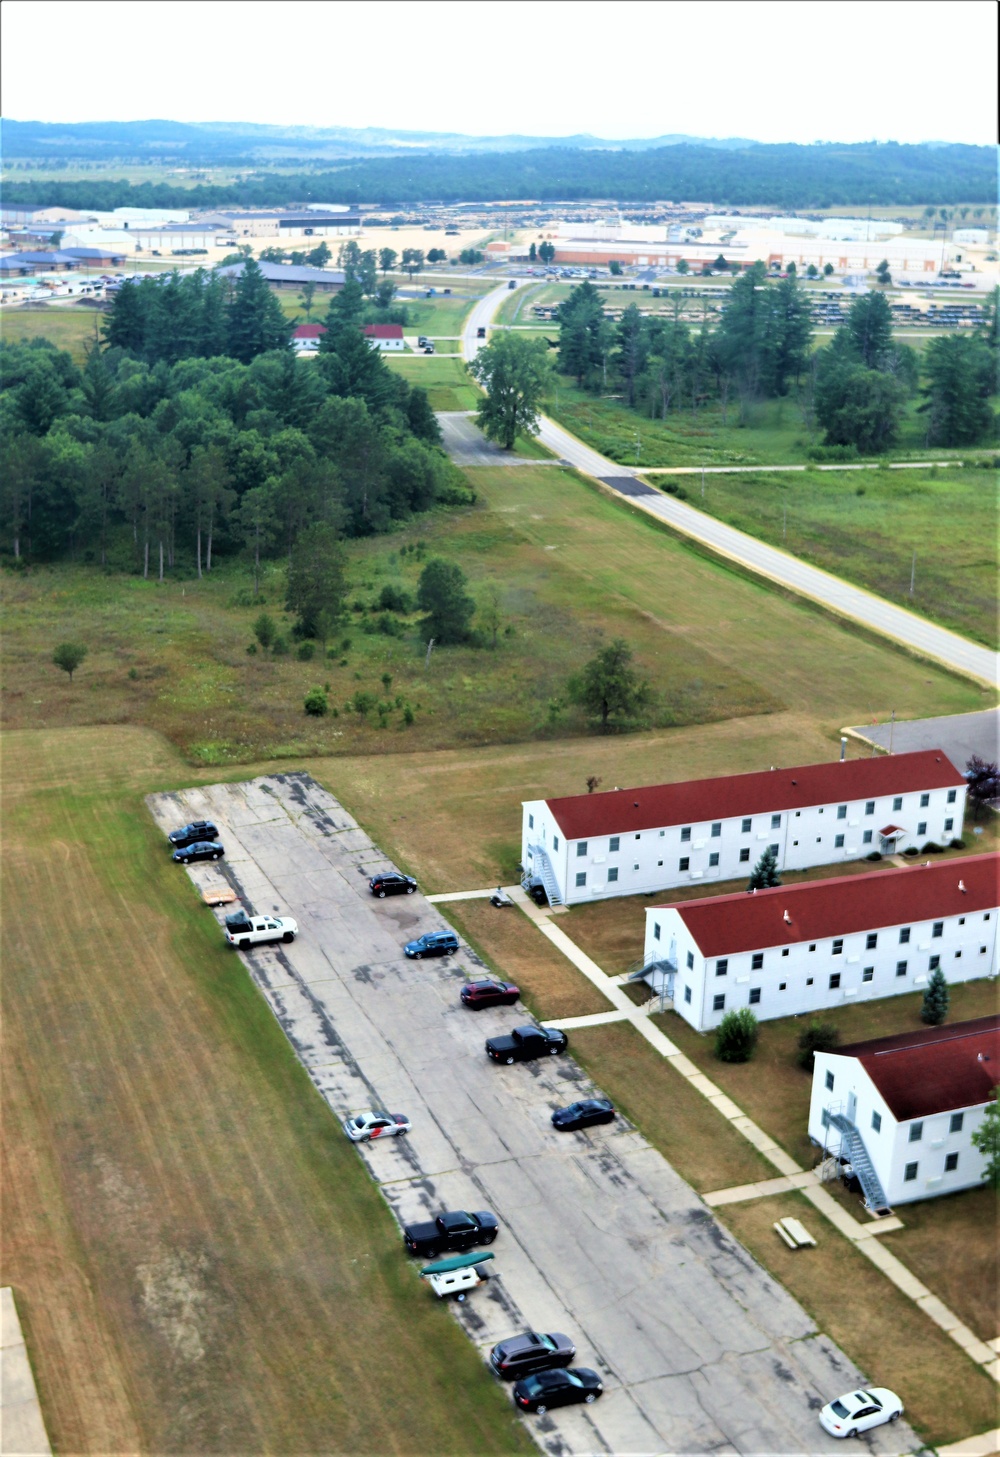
[293,323,326,339]
[839,1015,1000,1120]
[363,323,403,338]
[544,749,964,841]
[657,852,998,957]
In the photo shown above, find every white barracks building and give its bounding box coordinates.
[521,750,966,907]
[808,1015,999,1207]
[643,852,998,1033]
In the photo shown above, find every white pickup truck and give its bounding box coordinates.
[224,910,298,948]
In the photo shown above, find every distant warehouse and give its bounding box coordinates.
[216,260,345,290]
[200,211,361,239]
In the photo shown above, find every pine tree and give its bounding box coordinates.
[747,846,781,891]
[921,966,950,1026]
[227,257,291,364]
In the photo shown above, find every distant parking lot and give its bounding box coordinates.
[148,773,914,1456]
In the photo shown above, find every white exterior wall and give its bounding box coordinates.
[365,335,404,351]
[644,896,998,1034]
[523,783,965,908]
[808,1052,990,1204]
[522,799,570,899]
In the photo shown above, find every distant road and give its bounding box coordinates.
[462,284,998,690]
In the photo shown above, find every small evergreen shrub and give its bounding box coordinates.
[297,641,316,661]
[377,584,414,613]
[921,967,950,1026]
[865,850,882,861]
[714,1008,759,1063]
[271,635,289,657]
[304,687,328,716]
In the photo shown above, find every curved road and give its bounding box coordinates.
[463,285,997,689]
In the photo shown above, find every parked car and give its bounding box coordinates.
[486,1025,568,1064]
[513,1368,603,1414]
[819,1389,903,1439]
[508,279,517,289]
[343,1110,411,1142]
[403,1208,498,1257]
[369,873,417,898]
[172,840,224,864]
[422,344,435,354]
[417,335,429,346]
[490,1331,575,1379]
[476,325,487,338]
[168,819,219,848]
[461,979,520,1009]
[403,930,459,959]
[551,1099,615,1132]
[224,911,298,947]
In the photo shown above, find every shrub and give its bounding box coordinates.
[246,642,257,655]
[271,635,289,657]
[377,584,414,613]
[297,641,316,661]
[714,1008,759,1063]
[864,850,882,861]
[253,612,276,651]
[921,842,944,853]
[921,967,950,1026]
[304,687,328,716]
[903,846,920,857]
[797,1021,840,1071]
[949,838,966,849]
[402,704,415,726]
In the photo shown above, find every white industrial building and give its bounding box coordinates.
[521,749,967,907]
[200,211,361,239]
[129,223,236,253]
[641,852,998,1033]
[808,1014,999,1208]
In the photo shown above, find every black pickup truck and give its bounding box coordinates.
[485,1024,568,1065]
[403,1208,499,1257]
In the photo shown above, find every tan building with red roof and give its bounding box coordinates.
[808,1015,999,1206]
[642,853,998,1032]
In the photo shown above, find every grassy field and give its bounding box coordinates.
[1,305,103,361]
[385,353,480,410]
[1,726,533,1456]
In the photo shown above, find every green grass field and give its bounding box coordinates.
[1,305,104,361]
[385,352,480,409]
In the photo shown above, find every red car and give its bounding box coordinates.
[461,979,520,1009]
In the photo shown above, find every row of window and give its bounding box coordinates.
[904,1154,961,1180]
[666,911,992,967]
[688,947,991,1011]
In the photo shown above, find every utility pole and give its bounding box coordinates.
[425,638,435,668]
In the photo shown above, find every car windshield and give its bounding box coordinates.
[539,1334,556,1350]
[831,1401,850,1418]
[351,1117,366,1128]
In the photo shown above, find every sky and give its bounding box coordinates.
[2,0,997,146]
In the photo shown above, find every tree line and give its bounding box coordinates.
[0,265,468,577]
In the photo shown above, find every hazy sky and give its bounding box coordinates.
[3,0,997,145]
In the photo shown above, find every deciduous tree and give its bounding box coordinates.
[53,641,87,682]
[469,332,550,450]
[971,1094,1000,1188]
[567,639,652,732]
[417,558,475,644]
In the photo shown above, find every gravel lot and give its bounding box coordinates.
[148,772,916,1456]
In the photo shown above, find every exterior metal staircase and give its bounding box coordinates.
[625,943,678,1012]
[523,842,562,906]
[826,1111,891,1213]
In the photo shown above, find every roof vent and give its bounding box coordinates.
[783,910,792,924]
[634,801,639,808]
[791,779,797,786]
[978,1052,990,1062]
[959,879,967,893]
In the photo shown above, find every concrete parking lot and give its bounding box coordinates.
[148,773,916,1456]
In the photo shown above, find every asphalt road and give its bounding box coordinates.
[462,286,998,691]
[148,774,916,1457]
[437,411,561,467]
[847,707,999,766]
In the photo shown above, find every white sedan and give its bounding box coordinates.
[343,1110,411,1143]
[819,1388,903,1439]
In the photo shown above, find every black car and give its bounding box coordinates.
[168,820,219,848]
[403,1208,499,1257]
[486,1025,568,1064]
[172,840,224,864]
[461,979,520,1009]
[513,1367,603,1414]
[551,1099,616,1132]
[369,873,417,898]
[403,931,459,959]
[490,1331,576,1380]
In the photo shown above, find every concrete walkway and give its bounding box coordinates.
[501,885,1000,1385]
[0,1288,52,1456]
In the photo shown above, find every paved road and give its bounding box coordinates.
[437,411,562,467]
[148,774,916,1457]
[847,707,999,766]
[462,287,998,690]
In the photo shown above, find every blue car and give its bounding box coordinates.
[403,931,459,959]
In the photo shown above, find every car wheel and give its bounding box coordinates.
[889,1413,900,1423]
[847,1430,857,1441]
[548,1046,559,1055]
[505,1056,515,1065]
[378,890,386,898]
[406,885,415,893]
[535,1404,547,1416]
[414,952,422,960]
[584,1393,596,1404]
[282,931,294,943]
[214,851,223,859]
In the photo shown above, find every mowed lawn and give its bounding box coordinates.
[385,353,480,410]
[0,726,533,1456]
[2,305,104,362]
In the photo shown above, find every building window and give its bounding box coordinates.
[749,987,761,1004]
[739,848,750,863]
[871,1111,881,1133]
[806,976,814,985]
[947,789,957,804]
[896,960,908,977]
[679,857,690,872]
[862,966,874,982]
[778,982,786,991]
[945,1152,959,1173]
[716,959,728,976]
[771,814,781,829]
[832,939,843,955]
[829,972,841,989]
[653,922,661,941]
[904,1162,918,1182]
[607,867,618,883]
[865,800,875,815]
[553,836,559,851]
[987,914,992,921]
[711,822,721,838]
[920,793,930,807]
[809,943,816,952]
[609,836,619,852]
[657,859,663,867]
[865,932,877,950]
[944,818,954,833]
[825,1071,834,1091]
[681,826,691,842]
[893,796,903,811]
[752,952,764,970]
[929,955,940,971]
[577,841,588,857]
[837,805,847,820]
[982,946,989,955]
[917,822,927,836]
[909,1121,923,1142]
[958,917,965,926]
[713,994,725,1012]
[528,814,534,829]
[575,872,587,888]
[955,950,962,960]
[862,830,873,844]
[634,833,640,841]
[899,927,910,944]
[769,843,779,857]
[932,922,943,938]
[684,985,691,1004]
[659,830,665,837]
[709,852,720,867]
[950,1112,964,1133]
[835,834,845,848]
[781,948,789,957]
[633,863,639,871]
[741,818,752,833]
[686,950,694,970]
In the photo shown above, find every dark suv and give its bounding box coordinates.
[168,820,219,848]
[369,873,417,898]
[403,931,459,959]
[490,1331,576,1379]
